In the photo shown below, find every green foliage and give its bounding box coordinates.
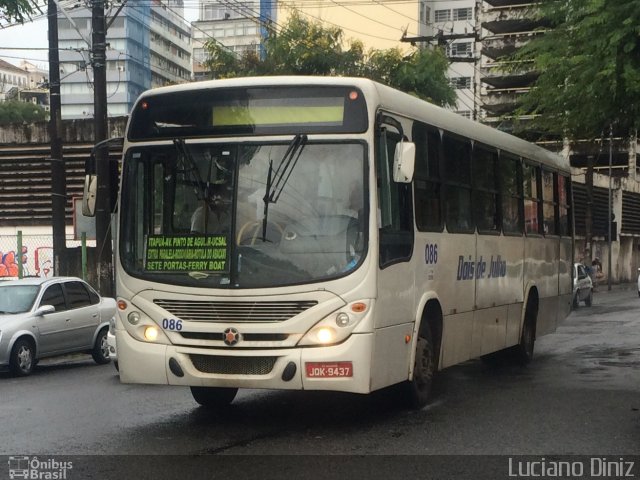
[510,0,640,140]
[203,11,456,107]
[0,0,36,23]
[0,101,48,125]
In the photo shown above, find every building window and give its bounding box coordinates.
[434,9,451,23]
[450,77,472,89]
[455,110,472,119]
[419,1,431,24]
[453,7,473,21]
[448,42,473,57]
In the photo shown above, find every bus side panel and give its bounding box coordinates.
[558,237,573,321]
[440,312,474,368]
[473,234,524,355]
[369,323,414,391]
[473,305,509,356]
[524,236,559,336]
[475,235,524,309]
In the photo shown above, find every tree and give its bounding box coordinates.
[510,0,640,265]
[0,101,48,124]
[203,11,456,107]
[511,0,640,140]
[0,0,38,23]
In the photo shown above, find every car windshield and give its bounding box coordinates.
[0,285,40,314]
[120,140,367,289]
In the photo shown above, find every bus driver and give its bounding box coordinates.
[191,183,231,235]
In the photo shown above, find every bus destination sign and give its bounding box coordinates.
[145,235,229,273]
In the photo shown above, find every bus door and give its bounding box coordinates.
[370,114,415,389]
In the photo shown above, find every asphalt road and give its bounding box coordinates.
[1,286,638,478]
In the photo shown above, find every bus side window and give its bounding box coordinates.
[413,122,443,231]
[500,153,523,235]
[542,169,557,235]
[473,145,499,233]
[523,162,542,235]
[557,174,571,236]
[443,133,473,233]
[377,127,414,268]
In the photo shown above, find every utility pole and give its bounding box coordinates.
[92,0,113,296]
[48,0,67,276]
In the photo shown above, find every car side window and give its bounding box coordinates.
[40,284,66,312]
[87,286,100,305]
[65,281,92,309]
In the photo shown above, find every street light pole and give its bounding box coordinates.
[92,0,113,296]
[48,0,67,276]
[608,124,613,291]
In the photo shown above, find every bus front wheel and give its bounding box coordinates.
[403,327,436,409]
[190,386,238,408]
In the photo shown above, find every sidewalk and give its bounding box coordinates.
[592,280,636,294]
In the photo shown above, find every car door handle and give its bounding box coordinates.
[92,313,98,318]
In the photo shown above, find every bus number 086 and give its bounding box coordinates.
[425,244,438,264]
[162,318,183,331]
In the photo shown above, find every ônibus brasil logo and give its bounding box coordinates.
[8,456,73,479]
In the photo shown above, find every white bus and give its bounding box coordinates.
[94,76,573,408]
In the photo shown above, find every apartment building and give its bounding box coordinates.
[0,59,29,102]
[192,0,274,81]
[57,0,191,119]
[424,0,477,119]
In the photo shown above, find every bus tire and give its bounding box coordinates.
[511,297,537,365]
[403,327,436,409]
[191,386,238,408]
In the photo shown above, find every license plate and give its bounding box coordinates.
[305,362,353,378]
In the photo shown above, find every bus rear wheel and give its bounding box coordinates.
[403,327,436,409]
[511,298,537,365]
[190,386,238,408]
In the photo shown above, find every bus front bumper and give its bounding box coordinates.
[116,329,374,394]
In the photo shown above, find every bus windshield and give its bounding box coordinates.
[120,140,367,289]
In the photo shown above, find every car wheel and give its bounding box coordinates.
[190,386,238,407]
[91,328,111,365]
[585,290,593,307]
[9,338,35,377]
[403,327,437,409]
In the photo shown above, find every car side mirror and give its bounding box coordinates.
[35,305,55,316]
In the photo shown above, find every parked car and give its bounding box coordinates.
[573,263,593,308]
[0,277,116,376]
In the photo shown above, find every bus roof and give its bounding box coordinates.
[138,76,567,172]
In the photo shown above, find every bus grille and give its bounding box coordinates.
[153,300,317,323]
[190,354,277,375]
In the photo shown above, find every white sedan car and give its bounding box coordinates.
[107,316,118,371]
[0,277,116,376]
[573,263,593,308]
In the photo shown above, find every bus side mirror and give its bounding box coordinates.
[393,141,415,183]
[82,173,97,217]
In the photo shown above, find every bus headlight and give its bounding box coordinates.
[144,326,159,342]
[298,301,371,346]
[117,299,170,345]
[128,311,141,325]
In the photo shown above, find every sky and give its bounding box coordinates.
[0,4,200,70]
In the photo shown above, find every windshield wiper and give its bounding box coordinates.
[261,134,307,241]
[174,138,207,202]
